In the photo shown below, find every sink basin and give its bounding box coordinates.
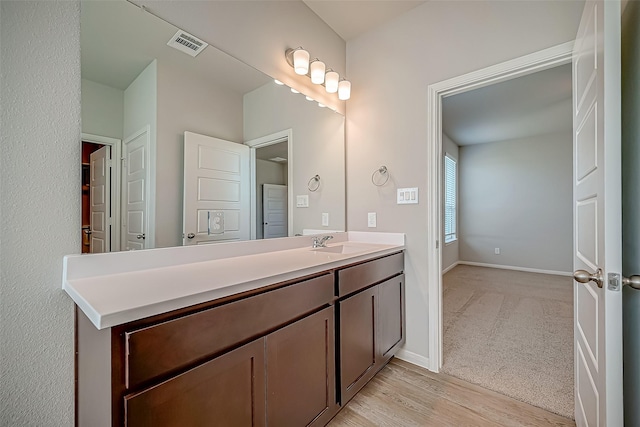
[312,244,370,255]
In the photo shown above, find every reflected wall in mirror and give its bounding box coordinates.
[80,0,345,253]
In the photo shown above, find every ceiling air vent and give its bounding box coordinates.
[167,30,208,57]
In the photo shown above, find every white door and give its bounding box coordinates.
[263,184,288,239]
[122,127,150,251]
[183,131,250,245]
[572,1,622,425]
[89,146,111,253]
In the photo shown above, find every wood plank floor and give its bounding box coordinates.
[328,358,576,427]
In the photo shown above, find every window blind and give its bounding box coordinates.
[444,154,457,243]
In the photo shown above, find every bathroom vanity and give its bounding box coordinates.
[64,232,405,426]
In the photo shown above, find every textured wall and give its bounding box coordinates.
[0,1,80,425]
[346,0,583,361]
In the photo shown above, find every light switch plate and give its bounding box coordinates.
[397,187,419,204]
[322,213,329,226]
[296,195,309,208]
[368,212,377,228]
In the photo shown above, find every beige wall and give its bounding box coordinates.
[345,0,583,361]
[244,82,346,235]
[0,1,80,424]
[459,131,573,273]
[81,78,124,139]
[156,60,244,247]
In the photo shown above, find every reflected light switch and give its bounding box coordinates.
[296,195,309,208]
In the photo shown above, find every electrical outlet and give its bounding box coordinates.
[322,213,329,226]
[495,248,500,255]
[368,212,377,228]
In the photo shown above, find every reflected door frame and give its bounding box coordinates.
[245,129,293,240]
[82,133,122,253]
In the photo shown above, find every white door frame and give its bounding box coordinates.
[82,133,122,252]
[245,129,294,240]
[426,41,574,372]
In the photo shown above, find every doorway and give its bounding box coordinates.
[246,129,293,240]
[80,133,122,253]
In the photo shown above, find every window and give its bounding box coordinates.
[444,154,457,243]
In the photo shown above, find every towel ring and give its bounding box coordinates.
[371,166,389,187]
[308,174,321,192]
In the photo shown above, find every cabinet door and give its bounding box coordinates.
[377,274,405,366]
[266,307,336,427]
[339,286,376,404]
[124,338,265,427]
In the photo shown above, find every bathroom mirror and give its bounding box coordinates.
[80,0,345,252]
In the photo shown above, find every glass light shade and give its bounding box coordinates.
[274,79,284,85]
[325,71,339,93]
[310,60,325,84]
[293,49,310,75]
[338,80,351,100]
[290,88,300,94]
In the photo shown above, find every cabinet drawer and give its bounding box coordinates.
[125,273,333,389]
[337,252,403,297]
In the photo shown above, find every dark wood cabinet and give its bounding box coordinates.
[339,286,377,404]
[266,306,336,427]
[76,251,404,427]
[124,338,266,427]
[376,274,405,366]
[337,255,405,406]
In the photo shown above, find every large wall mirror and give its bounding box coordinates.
[80,0,345,253]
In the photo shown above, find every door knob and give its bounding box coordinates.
[574,268,604,288]
[622,275,640,290]
[136,234,145,240]
[187,233,195,239]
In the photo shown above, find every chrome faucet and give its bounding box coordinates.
[312,235,334,248]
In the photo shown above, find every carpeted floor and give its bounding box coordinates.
[442,264,574,419]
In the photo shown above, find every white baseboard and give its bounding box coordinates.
[442,261,459,275]
[458,261,572,277]
[395,349,436,372]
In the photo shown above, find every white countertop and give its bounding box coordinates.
[63,232,404,330]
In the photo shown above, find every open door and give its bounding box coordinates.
[122,127,150,251]
[89,145,111,253]
[572,1,622,425]
[183,131,250,245]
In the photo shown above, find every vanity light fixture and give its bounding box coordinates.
[310,59,325,84]
[285,47,351,101]
[338,79,351,100]
[325,70,339,93]
[291,47,310,75]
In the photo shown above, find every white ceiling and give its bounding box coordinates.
[303,0,426,41]
[442,63,573,146]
